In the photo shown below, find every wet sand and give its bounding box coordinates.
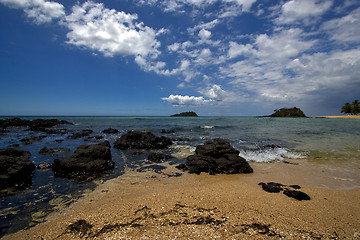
[3,158,360,239]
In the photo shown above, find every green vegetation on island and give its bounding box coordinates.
[268,107,306,118]
[341,99,359,115]
[170,111,198,117]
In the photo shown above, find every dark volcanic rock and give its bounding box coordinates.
[147,152,172,162]
[67,130,93,139]
[283,189,311,201]
[258,182,284,193]
[182,138,253,175]
[52,141,114,179]
[258,182,310,200]
[114,131,172,150]
[102,128,120,134]
[20,135,46,145]
[0,148,35,192]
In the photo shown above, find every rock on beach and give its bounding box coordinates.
[0,148,35,193]
[52,141,114,179]
[179,138,253,175]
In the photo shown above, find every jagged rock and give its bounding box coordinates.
[181,138,253,175]
[102,128,120,134]
[0,148,35,192]
[52,141,114,179]
[114,131,172,150]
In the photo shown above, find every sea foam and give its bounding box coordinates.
[239,147,305,163]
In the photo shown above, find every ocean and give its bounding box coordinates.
[1,116,360,237]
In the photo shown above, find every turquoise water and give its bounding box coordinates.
[0,116,360,236]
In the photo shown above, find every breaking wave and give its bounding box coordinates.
[239,147,305,163]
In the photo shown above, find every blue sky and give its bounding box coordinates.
[0,0,359,116]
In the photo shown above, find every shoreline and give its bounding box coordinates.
[312,115,360,119]
[3,159,360,239]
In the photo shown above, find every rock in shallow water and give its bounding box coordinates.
[52,141,114,179]
[114,131,172,150]
[0,148,35,193]
[180,138,253,175]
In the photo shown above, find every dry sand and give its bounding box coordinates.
[2,159,360,239]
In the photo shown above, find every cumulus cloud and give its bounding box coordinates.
[161,94,213,105]
[0,0,65,23]
[63,2,162,58]
[275,0,333,25]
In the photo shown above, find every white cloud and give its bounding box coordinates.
[275,0,333,25]
[321,7,360,44]
[228,41,254,58]
[161,94,212,105]
[198,29,212,41]
[0,0,65,23]
[195,48,212,65]
[64,1,161,58]
[199,84,227,101]
[187,19,220,34]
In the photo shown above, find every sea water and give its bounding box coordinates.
[1,116,360,236]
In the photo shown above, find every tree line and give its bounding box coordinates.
[341,99,359,115]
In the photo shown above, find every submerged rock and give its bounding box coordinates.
[147,152,172,162]
[102,128,120,134]
[39,147,70,155]
[181,138,253,175]
[114,131,172,150]
[0,148,35,192]
[52,141,114,179]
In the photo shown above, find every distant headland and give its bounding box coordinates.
[267,107,307,118]
[170,111,198,117]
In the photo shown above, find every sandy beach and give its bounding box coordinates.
[3,157,360,240]
[314,115,360,119]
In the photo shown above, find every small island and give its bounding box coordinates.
[170,111,198,117]
[268,107,306,118]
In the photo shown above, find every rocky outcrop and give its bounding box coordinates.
[178,139,253,175]
[102,128,120,134]
[0,117,73,131]
[52,141,114,179]
[114,131,172,150]
[170,111,198,117]
[0,148,35,192]
[268,107,306,117]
